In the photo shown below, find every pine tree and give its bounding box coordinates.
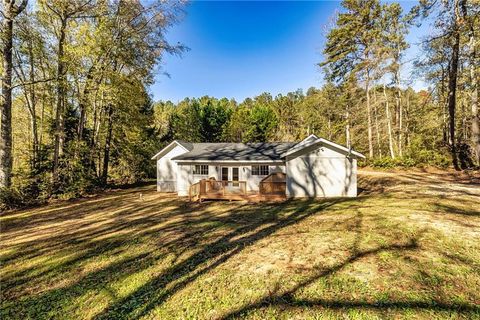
[382,2,409,157]
[321,0,383,158]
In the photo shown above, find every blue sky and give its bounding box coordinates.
[151,1,428,103]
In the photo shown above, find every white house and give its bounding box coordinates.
[151,134,365,199]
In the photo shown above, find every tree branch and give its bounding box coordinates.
[11,77,56,89]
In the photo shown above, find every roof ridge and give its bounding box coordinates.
[188,141,297,144]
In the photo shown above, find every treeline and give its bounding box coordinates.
[320,0,479,169]
[154,86,450,167]
[1,0,185,206]
[154,0,480,170]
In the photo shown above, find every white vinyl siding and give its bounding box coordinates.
[286,143,357,198]
[156,144,188,192]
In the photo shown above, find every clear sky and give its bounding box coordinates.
[151,1,427,103]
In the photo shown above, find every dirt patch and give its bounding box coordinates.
[358,168,480,197]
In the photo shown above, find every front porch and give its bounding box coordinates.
[188,178,286,202]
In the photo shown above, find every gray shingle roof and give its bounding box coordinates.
[175,140,194,151]
[171,142,297,161]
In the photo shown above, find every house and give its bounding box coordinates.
[151,134,365,200]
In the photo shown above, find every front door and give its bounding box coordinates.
[232,167,239,187]
[221,167,229,182]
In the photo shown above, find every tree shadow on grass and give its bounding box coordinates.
[1,197,208,299]
[218,212,480,319]
[1,187,354,319]
[91,198,347,320]
[2,197,240,302]
[431,202,480,217]
[3,182,479,319]
[357,171,480,198]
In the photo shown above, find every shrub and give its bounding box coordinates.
[365,152,450,169]
[405,149,450,168]
[369,157,398,168]
[0,187,26,211]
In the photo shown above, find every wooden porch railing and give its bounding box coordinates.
[189,181,201,201]
[259,181,286,195]
[189,177,286,202]
[189,179,247,201]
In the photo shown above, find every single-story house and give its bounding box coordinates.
[151,134,365,199]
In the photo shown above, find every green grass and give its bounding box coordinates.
[1,170,479,319]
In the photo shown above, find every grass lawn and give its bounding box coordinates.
[1,169,479,319]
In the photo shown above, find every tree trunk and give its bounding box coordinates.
[398,95,403,156]
[13,42,39,172]
[19,87,37,172]
[395,69,403,157]
[467,16,479,165]
[461,97,467,141]
[346,104,351,149]
[440,68,448,144]
[77,65,97,140]
[102,104,114,185]
[327,118,332,140]
[405,90,411,148]
[53,17,68,178]
[39,59,48,154]
[28,42,39,171]
[447,22,461,170]
[472,74,480,166]
[373,91,382,158]
[384,84,395,159]
[0,10,14,188]
[366,75,374,158]
[90,88,104,176]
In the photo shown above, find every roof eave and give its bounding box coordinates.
[173,159,285,163]
[351,151,366,159]
[281,138,366,159]
[281,140,321,158]
[151,140,190,160]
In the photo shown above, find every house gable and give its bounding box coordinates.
[151,140,191,160]
[153,141,191,192]
[282,135,365,160]
[285,142,358,198]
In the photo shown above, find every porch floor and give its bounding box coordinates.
[192,191,286,203]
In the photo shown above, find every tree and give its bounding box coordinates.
[382,2,409,157]
[461,0,480,165]
[414,0,469,169]
[198,97,232,142]
[37,0,97,179]
[244,104,278,142]
[383,84,396,158]
[12,11,48,171]
[94,0,185,184]
[272,91,302,141]
[225,104,250,142]
[321,0,384,158]
[1,0,27,188]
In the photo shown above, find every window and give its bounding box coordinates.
[252,165,269,176]
[221,167,228,181]
[193,165,208,175]
[232,167,239,187]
